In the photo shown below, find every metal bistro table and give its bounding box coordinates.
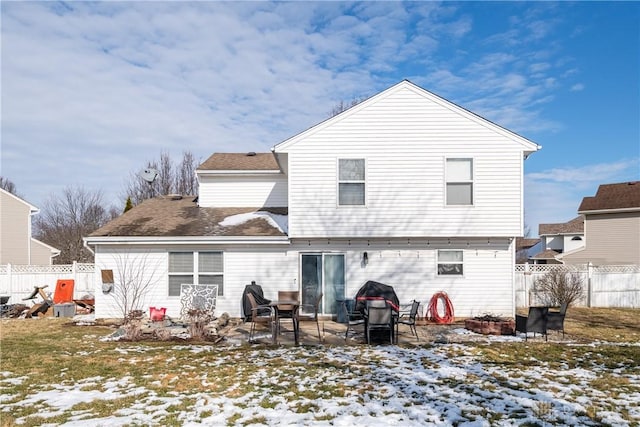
[268,300,300,345]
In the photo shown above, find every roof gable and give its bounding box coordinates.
[579,181,640,213]
[0,188,39,213]
[273,80,540,154]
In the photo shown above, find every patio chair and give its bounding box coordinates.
[515,306,549,341]
[365,300,394,344]
[395,300,420,343]
[246,292,274,343]
[547,302,568,339]
[276,290,299,338]
[343,299,365,342]
[298,292,323,343]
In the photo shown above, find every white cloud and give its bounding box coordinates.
[0,1,623,213]
[570,83,585,91]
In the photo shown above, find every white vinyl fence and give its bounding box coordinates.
[515,264,640,308]
[0,263,95,304]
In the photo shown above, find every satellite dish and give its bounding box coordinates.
[140,168,158,183]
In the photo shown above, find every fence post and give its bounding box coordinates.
[524,263,530,307]
[587,262,593,307]
[7,263,12,296]
[72,261,77,284]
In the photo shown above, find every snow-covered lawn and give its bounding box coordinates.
[2,334,639,426]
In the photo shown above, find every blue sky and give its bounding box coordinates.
[1,1,638,236]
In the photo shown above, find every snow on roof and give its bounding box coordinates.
[219,211,289,234]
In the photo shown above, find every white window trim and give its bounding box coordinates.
[436,249,464,276]
[337,158,366,207]
[445,157,474,207]
[168,251,224,297]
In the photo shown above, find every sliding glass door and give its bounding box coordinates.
[301,253,345,316]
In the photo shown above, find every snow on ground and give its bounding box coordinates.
[2,339,639,426]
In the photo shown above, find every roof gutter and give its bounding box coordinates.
[579,207,640,215]
[84,236,291,246]
[197,170,282,175]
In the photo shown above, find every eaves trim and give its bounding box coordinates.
[84,236,291,246]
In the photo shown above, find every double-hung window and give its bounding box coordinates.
[168,251,224,296]
[446,158,473,205]
[437,250,464,276]
[338,158,365,206]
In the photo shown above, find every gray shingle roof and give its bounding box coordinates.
[579,181,640,212]
[198,152,280,171]
[89,196,287,237]
[531,249,561,260]
[538,216,584,236]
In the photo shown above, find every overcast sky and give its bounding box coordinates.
[1,1,638,235]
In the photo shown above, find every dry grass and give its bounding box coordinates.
[0,308,638,426]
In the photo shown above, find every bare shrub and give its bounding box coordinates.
[185,309,214,340]
[153,328,172,341]
[534,269,585,307]
[122,310,144,341]
[106,252,162,321]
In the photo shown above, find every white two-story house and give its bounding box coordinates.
[85,80,540,320]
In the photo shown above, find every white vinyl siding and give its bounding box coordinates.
[93,240,515,320]
[446,158,473,206]
[338,158,365,206]
[168,251,223,296]
[282,85,525,238]
[198,175,288,208]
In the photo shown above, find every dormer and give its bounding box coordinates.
[196,152,288,208]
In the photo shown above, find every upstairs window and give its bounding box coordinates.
[338,158,365,206]
[446,158,473,205]
[168,251,224,297]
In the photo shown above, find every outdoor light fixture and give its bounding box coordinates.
[362,251,369,266]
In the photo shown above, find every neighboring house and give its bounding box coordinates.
[0,188,59,265]
[529,216,585,264]
[560,181,640,265]
[85,80,540,319]
[515,237,540,263]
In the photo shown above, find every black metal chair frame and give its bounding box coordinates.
[516,306,549,341]
[547,303,568,339]
[365,300,394,344]
[343,299,365,342]
[298,292,323,343]
[246,292,274,343]
[395,300,420,344]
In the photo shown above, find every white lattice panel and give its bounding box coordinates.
[180,284,218,319]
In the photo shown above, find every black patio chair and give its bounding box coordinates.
[395,300,420,343]
[515,306,549,341]
[343,299,365,342]
[547,302,568,339]
[365,300,394,344]
[246,292,274,343]
[298,292,323,343]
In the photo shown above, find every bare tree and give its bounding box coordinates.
[534,268,585,307]
[106,252,162,322]
[123,150,199,205]
[33,186,114,263]
[176,151,198,196]
[0,177,18,195]
[328,96,369,117]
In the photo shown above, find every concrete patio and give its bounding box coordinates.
[223,317,481,346]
